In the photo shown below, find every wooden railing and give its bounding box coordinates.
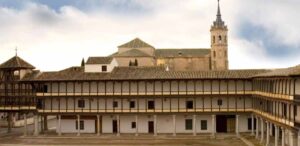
[36,91,253,96]
[252,91,293,100]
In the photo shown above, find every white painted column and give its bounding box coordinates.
[117,115,120,136]
[281,127,285,146]
[275,125,278,146]
[97,115,100,136]
[154,115,157,136]
[260,118,264,143]
[236,115,239,137]
[172,115,176,136]
[58,115,61,136]
[289,130,296,146]
[23,113,27,136]
[135,115,138,136]
[77,115,80,136]
[270,123,273,136]
[251,114,254,135]
[211,115,216,137]
[34,114,39,136]
[266,121,270,146]
[193,115,196,136]
[256,115,259,139]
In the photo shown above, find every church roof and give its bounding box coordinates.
[112,49,152,57]
[86,57,113,64]
[254,65,300,77]
[155,49,211,58]
[0,56,35,70]
[21,66,268,81]
[118,38,154,48]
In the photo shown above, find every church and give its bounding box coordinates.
[0,1,300,146]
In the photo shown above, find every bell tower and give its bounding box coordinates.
[210,0,228,70]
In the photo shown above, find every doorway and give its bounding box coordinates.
[148,121,154,133]
[216,115,235,133]
[112,120,118,133]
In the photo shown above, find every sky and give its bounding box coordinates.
[0,0,299,71]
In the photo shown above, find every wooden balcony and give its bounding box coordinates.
[252,109,294,127]
[37,108,253,114]
[253,91,293,100]
[36,91,253,97]
[0,106,36,111]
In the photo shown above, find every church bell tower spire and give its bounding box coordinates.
[210,0,228,70]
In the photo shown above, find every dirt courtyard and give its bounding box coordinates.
[0,133,249,146]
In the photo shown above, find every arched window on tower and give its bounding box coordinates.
[213,51,216,57]
[218,35,222,43]
[224,36,227,43]
[213,36,215,44]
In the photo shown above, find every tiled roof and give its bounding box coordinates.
[21,66,268,81]
[254,65,300,77]
[155,49,211,58]
[0,56,35,70]
[86,57,113,64]
[118,38,154,48]
[112,49,152,57]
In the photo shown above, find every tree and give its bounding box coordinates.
[134,59,138,66]
[129,60,133,66]
[81,58,85,67]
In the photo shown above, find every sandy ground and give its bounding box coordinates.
[0,133,249,146]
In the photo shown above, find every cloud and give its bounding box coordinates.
[0,0,299,71]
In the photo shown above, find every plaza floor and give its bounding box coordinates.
[0,133,251,146]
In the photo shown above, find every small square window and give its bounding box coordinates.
[186,100,193,109]
[130,101,135,108]
[75,120,84,130]
[217,99,222,106]
[113,101,118,108]
[43,85,48,92]
[102,65,107,72]
[131,122,136,129]
[185,119,193,130]
[78,100,85,108]
[201,120,207,130]
[148,101,155,109]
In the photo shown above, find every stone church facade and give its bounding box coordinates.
[110,1,228,71]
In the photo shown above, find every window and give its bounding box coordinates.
[247,118,252,130]
[131,122,136,129]
[78,100,85,108]
[43,85,48,92]
[113,101,118,108]
[213,36,215,44]
[218,35,222,41]
[130,101,135,108]
[185,119,193,130]
[186,100,193,109]
[148,100,155,110]
[200,120,207,130]
[102,65,107,72]
[217,99,222,106]
[247,118,256,130]
[283,104,287,117]
[75,120,84,130]
[213,51,216,57]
